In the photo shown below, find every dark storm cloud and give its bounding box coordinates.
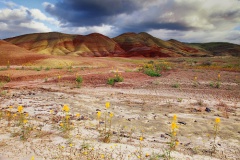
[44,0,195,33]
[118,22,193,35]
[44,0,141,26]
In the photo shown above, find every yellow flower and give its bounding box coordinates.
[175,141,179,146]
[69,143,73,147]
[62,105,70,112]
[172,131,177,136]
[145,153,150,157]
[50,110,53,114]
[218,73,221,79]
[171,122,178,130]
[13,114,17,117]
[65,115,70,120]
[76,113,80,118]
[173,114,177,121]
[83,151,88,155]
[109,112,114,118]
[18,106,23,113]
[7,112,10,117]
[60,123,63,127]
[215,117,221,123]
[100,154,105,159]
[105,102,110,109]
[23,120,28,124]
[9,106,13,109]
[25,113,29,117]
[139,136,143,141]
[31,156,34,160]
[97,111,101,119]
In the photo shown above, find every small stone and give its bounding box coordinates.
[205,107,211,112]
[178,121,187,125]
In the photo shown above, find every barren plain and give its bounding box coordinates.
[0,56,239,160]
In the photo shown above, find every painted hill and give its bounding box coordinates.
[113,32,209,57]
[189,42,240,56]
[0,40,48,65]
[5,31,239,57]
[4,32,125,57]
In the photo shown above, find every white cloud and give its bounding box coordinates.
[29,8,60,26]
[0,7,29,21]
[60,24,118,37]
[0,0,17,8]
[148,29,240,44]
[19,21,51,32]
[0,2,59,38]
[0,22,8,30]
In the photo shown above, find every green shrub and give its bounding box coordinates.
[107,78,115,85]
[172,83,180,88]
[107,72,124,86]
[144,68,161,77]
[34,66,42,71]
[141,60,171,77]
[76,76,83,88]
[45,67,51,71]
[209,81,221,88]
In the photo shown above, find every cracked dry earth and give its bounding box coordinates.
[0,67,240,160]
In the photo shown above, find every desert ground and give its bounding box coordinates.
[0,56,239,160]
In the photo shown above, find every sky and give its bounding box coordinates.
[0,0,239,44]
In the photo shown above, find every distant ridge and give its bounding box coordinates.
[4,32,125,57]
[113,32,208,57]
[4,32,239,57]
[189,42,240,56]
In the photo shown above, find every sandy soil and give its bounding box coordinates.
[0,57,239,160]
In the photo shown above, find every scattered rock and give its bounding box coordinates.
[184,142,191,146]
[178,121,187,125]
[205,107,211,112]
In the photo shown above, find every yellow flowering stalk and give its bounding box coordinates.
[218,73,221,81]
[76,113,80,118]
[97,111,101,129]
[60,105,72,134]
[62,105,70,112]
[23,120,28,124]
[18,106,23,113]
[97,111,101,119]
[105,102,110,109]
[215,117,220,124]
[212,117,221,153]
[109,112,114,118]
[170,115,179,150]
